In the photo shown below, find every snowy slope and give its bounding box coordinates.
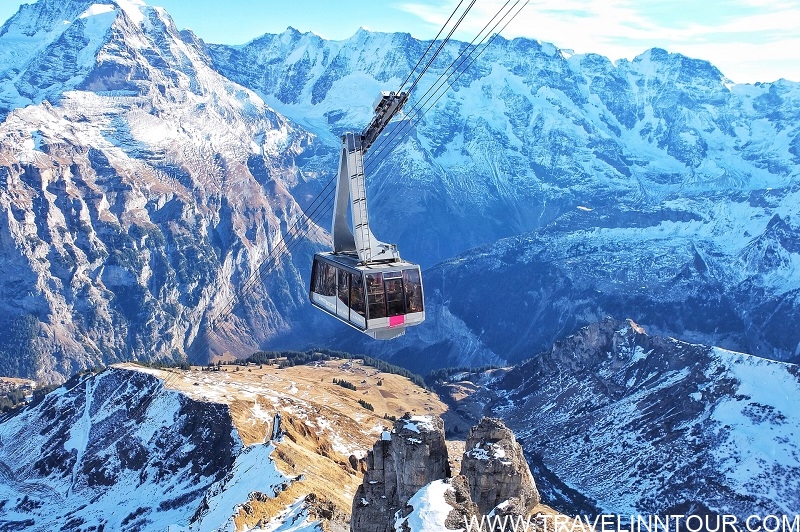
[393,479,460,532]
[377,189,800,373]
[472,319,800,517]
[0,363,381,531]
[0,358,457,531]
[0,367,283,531]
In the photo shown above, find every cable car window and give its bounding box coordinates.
[321,261,336,296]
[385,277,405,317]
[403,269,423,313]
[350,272,366,317]
[311,260,321,293]
[337,268,349,310]
[366,273,386,319]
[312,260,335,297]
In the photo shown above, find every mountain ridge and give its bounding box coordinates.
[0,357,471,530]
[0,0,798,380]
[435,318,800,517]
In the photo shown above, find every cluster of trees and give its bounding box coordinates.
[333,378,357,391]
[246,350,333,368]
[358,399,374,412]
[1,383,64,414]
[0,314,39,379]
[359,356,427,389]
[135,359,191,370]
[245,349,428,389]
[425,364,502,385]
[0,387,26,413]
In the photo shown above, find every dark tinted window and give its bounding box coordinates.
[337,268,349,309]
[312,260,336,297]
[311,260,320,293]
[366,273,386,319]
[350,272,366,317]
[403,268,423,313]
[385,277,405,317]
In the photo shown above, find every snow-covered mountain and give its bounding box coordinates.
[206,27,800,365]
[437,319,800,517]
[0,367,279,531]
[4,333,796,530]
[0,0,335,381]
[208,29,800,267]
[374,195,800,374]
[1,0,799,380]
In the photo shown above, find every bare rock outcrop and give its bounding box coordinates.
[352,415,539,531]
[351,413,450,532]
[459,417,540,516]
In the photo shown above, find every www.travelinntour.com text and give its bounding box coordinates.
[461,513,800,532]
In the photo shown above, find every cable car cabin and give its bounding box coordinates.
[310,253,424,340]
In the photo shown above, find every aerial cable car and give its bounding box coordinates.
[309,91,425,340]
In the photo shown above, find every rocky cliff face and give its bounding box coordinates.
[351,414,450,532]
[0,0,332,381]
[352,414,540,532]
[460,417,539,517]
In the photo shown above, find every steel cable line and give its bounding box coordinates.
[155,186,337,390]
[404,0,477,95]
[397,0,469,93]
[412,0,531,124]
[208,181,337,328]
[362,0,517,164]
[365,0,479,159]
[364,0,526,174]
[175,0,522,369]
[204,169,339,323]
[168,174,339,369]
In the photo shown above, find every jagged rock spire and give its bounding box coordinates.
[352,415,540,531]
[459,417,540,516]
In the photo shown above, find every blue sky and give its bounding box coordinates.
[1,0,798,83]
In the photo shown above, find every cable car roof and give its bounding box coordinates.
[314,252,421,273]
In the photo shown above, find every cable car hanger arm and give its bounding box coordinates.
[360,91,409,152]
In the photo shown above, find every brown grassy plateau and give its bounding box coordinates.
[121,359,468,530]
[120,360,578,531]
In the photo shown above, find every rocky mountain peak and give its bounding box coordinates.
[0,0,187,117]
[0,0,99,38]
[470,320,800,517]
